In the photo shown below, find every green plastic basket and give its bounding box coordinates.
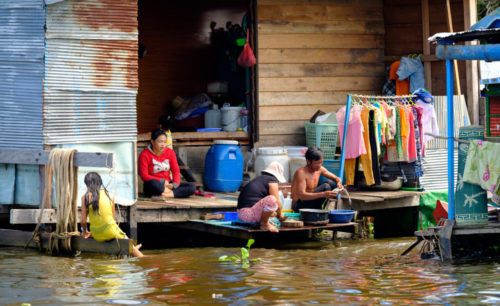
[304,122,338,160]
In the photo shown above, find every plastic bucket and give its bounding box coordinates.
[254,147,290,182]
[204,140,244,192]
[284,146,307,182]
[221,105,243,131]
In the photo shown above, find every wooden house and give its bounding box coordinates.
[0,0,480,209]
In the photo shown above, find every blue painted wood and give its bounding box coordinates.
[436,44,500,61]
[446,60,455,219]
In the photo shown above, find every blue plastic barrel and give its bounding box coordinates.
[204,140,244,192]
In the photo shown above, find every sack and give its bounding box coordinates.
[237,30,256,68]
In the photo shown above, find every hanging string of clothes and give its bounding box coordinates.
[336,93,438,188]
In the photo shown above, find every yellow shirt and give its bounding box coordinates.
[89,190,125,242]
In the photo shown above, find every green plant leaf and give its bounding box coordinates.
[246,239,255,249]
[218,255,229,261]
[241,247,249,260]
[229,255,241,262]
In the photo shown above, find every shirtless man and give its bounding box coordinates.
[291,147,343,212]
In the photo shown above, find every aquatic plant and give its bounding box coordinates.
[218,239,261,268]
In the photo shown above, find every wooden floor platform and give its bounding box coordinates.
[132,194,237,223]
[338,190,422,211]
[416,222,500,237]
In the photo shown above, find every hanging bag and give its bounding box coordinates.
[237,30,256,68]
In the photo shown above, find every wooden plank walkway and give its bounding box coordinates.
[339,190,422,211]
[133,195,237,223]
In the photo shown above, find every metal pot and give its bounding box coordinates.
[299,209,329,224]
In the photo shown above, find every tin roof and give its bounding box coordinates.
[429,8,500,44]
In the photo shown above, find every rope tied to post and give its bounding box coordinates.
[48,149,80,254]
[27,149,80,254]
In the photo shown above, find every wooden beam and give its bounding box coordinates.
[11,209,58,224]
[137,131,248,142]
[126,205,138,240]
[421,0,432,91]
[384,55,438,62]
[0,228,131,256]
[0,149,114,167]
[10,208,128,224]
[135,208,233,223]
[463,0,480,125]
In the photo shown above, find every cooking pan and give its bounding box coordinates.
[299,209,329,225]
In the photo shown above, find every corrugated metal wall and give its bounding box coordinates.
[420,148,458,192]
[426,95,470,149]
[0,0,45,149]
[44,0,138,144]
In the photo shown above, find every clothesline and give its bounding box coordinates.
[348,94,417,99]
[349,94,419,106]
[424,132,470,144]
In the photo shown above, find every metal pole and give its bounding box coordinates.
[446,59,455,219]
[338,95,352,185]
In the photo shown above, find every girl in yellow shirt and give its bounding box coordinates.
[81,172,143,257]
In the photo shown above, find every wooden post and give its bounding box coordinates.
[438,219,455,261]
[421,0,432,91]
[463,0,480,125]
[445,0,462,95]
[126,204,138,240]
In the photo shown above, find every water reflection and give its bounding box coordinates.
[1,238,500,304]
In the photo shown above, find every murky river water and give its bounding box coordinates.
[2,238,500,305]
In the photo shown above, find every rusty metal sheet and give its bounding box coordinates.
[44,0,138,144]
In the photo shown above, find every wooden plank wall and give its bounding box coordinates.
[256,0,385,147]
[384,0,467,95]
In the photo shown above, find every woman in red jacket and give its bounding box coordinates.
[139,129,196,199]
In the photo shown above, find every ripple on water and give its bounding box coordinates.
[2,239,500,304]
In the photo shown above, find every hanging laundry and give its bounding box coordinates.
[341,94,427,189]
[382,65,396,95]
[463,140,500,204]
[336,105,366,159]
[389,61,410,95]
[415,100,438,156]
[397,56,425,93]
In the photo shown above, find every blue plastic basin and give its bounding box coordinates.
[329,209,355,223]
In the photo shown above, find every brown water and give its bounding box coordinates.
[1,238,500,305]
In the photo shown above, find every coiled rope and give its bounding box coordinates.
[27,149,80,255]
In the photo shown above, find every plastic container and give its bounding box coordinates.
[204,140,244,192]
[240,109,249,132]
[304,122,338,160]
[204,104,221,128]
[279,190,293,211]
[284,146,307,182]
[329,209,355,223]
[318,159,344,185]
[254,147,290,182]
[221,103,244,131]
[213,211,239,221]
